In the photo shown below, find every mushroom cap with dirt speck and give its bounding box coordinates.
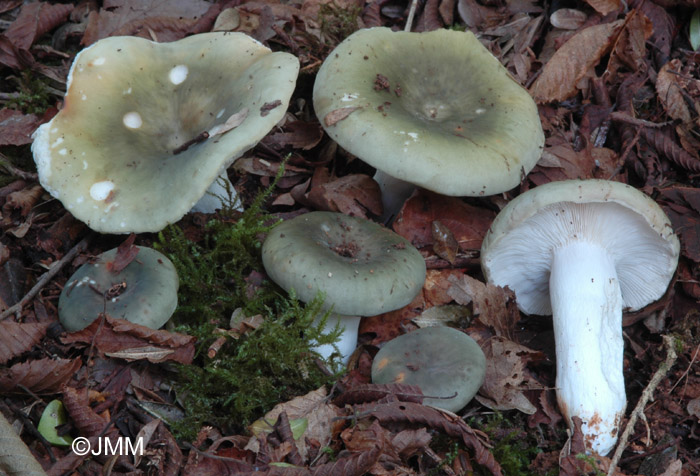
[312,27,544,197]
[261,211,426,316]
[371,326,486,412]
[32,32,299,233]
[58,246,179,332]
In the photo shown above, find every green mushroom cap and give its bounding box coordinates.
[372,326,486,412]
[313,27,544,197]
[262,211,426,316]
[58,246,178,331]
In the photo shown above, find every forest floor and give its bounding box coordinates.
[0,0,699,475]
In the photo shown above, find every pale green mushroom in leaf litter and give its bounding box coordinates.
[371,326,485,413]
[32,32,299,233]
[58,246,178,332]
[262,211,426,364]
[313,27,544,220]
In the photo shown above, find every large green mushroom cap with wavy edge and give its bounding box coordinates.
[261,211,426,316]
[372,326,486,412]
[58,246,178,332]
[32,32,299,233]
[313,27,544,197]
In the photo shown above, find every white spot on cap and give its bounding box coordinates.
[475,108,486,114]
[58,148,67,156]
[216,108,226,119]
[90,181,115,201]
[123,112,142,129]
[407,132,418,140]
[341,93,358,102]
[51,137,63,148]
[93,57,106,65]
[81,94,87,101]
[169,65,188,85]
[120,222,126,228]
[83,160,88,170]
[76,196,84,204]
[123,87,132,95]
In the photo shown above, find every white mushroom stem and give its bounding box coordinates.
[373,169,416,224]
[191,170,242,213]
[550,240,626,455]
[312,313,361,366]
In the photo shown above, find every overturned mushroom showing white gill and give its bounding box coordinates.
[313,27,544,222]
[32,32,299,233]
[480,179,680,455]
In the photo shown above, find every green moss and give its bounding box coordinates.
[469,412,558,476]
[155,167,343,440]
[318,1,362,44]
[5,71,52,115]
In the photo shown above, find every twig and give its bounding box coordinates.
[0,153,39,181]
[0,235,91,321]
[607,335,678,476]
[405,0,419,32]
[608,111,673,129]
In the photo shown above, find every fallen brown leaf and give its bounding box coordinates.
[530,20,624,103]
[323,106,360,127]
[0,109,42,146]
[583,0,621,15]
[656,60,696,124]
[61,315,196,365]
[0,357,81,394]
[2,1,73,50]
[306,173,382,218]
[0,321,49,365]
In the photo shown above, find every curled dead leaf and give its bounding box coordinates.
[324,106,360,127]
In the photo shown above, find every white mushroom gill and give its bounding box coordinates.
[122,112,143,129]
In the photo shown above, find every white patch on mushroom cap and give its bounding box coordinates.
[216,108,225,119]
[169,65,189,85]
[123,112,143,129]
[341,93,358,102]
[93,57,106,65]
[58,148,67,156]
[83,160,88,170]
[51,137,63,148]
[475,108,486,114]
[89,181,115,201]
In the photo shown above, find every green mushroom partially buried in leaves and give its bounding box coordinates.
[58,246,178,332]
[372,326,486,413]
[262,211,427,364]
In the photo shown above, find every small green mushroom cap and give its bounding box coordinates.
[32,32,299,233]
[262,211,426,316]
[372,326,486,412]
[58,246,178,331]
[313,27,544,197]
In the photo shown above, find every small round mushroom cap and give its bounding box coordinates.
[372,326,486,412]
[313,27,544,197]
[261,211,426,316]
[481,179,680,315]
[58,246,179,332]
[32,32,299,233]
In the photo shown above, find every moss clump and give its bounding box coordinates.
[155,171,342,440]
[318,1,362,44]
[5,71,52,115]
[469,412,557,476]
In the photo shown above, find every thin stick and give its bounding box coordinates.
[607,335,678,476]
[0,235,91,321]
[405,0,419,32]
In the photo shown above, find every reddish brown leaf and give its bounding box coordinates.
[582,0,621,15]
[658,186,700,262]
[447,274,520,339]
[607,10,652,81]
[265,121,324,151]
[393,190,495,252]
[2,183,43,217]
[431,220,459,264]
[0,321,49,365]
[0,108,42,146]
[354,400,504,476]
[323,106,360,127]
[62,386,116,437]
[306,174,382,218]
[107,233,139,273]
[642,128,700,173]
[61,315,195,365]
[82,0,212,45]
[656,60,695,124]
[416,0,442,32]
[333,383,425,406]
[530,20,624,103]
[0,357,81,394]
[3,1,73,50]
